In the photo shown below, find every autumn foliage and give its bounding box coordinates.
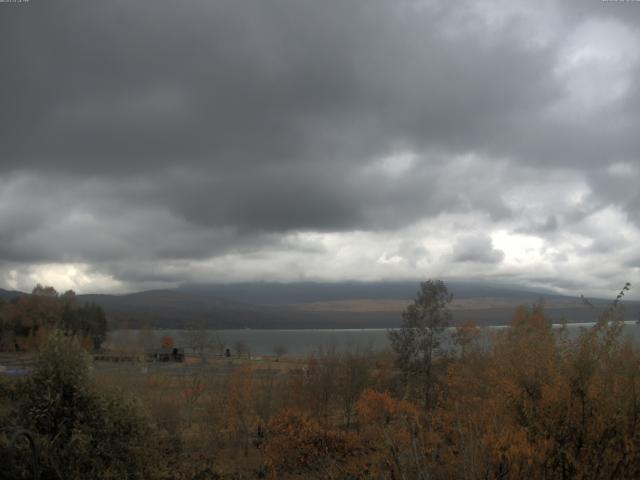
[264,409,361,478]
[258,297,640,479]
[0,285,107,351]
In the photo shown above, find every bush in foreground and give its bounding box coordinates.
[9,330,162,480]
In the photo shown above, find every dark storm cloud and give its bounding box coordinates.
[2,0,561,175]
[1,0,639,293]
[451,235,505,264]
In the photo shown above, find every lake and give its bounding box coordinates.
[106,321,640,357]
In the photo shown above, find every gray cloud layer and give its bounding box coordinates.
[1,0,639,296]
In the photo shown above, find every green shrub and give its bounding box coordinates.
[15,330,162,479]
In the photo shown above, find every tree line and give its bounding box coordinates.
[0,284,108,352]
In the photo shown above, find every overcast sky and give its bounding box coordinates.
[1,0,639,298]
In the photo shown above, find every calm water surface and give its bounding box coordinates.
[107,322,640,356]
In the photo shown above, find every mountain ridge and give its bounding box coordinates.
[2,282,637,329]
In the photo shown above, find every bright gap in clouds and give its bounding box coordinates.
[3,264,124,294]
[491,231,545,266]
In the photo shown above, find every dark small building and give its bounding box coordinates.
[152,347,184,362]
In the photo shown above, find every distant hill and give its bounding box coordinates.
[178,280,566,304]
[83,281,638,329]
[0,288,27,301]
[2,282,637,329]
